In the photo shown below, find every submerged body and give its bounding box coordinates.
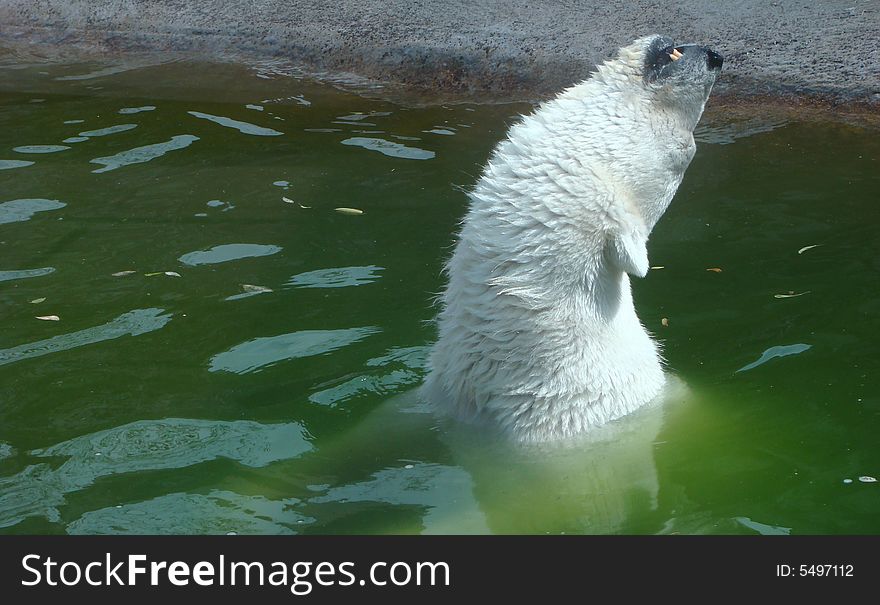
[423,35,722,442]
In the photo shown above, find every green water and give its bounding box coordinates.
[1,55,878,535]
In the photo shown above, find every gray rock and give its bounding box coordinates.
[0,0,877,106]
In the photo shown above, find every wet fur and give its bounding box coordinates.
[423,35,718,442]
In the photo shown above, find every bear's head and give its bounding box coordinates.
[612,34,723,130]
[580,34,724,264]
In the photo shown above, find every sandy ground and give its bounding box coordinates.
[0,0,878,107]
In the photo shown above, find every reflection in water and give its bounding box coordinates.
[0,266,55,283]
[178,243,282,266]
[0,308,172,366]
[694,116,788,145]
[448,406,664,534]
[0,418,312,528]
[295,384,670,534]
[341,137,435,160]
[68,490,313,535]
[287,265,383,288]
[0,198,66,225]
[187,111,283,136]
[209,327,381,374]
[309,463,489,534]
[90,134,199,173]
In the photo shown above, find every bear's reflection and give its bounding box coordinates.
[299,385,677,534]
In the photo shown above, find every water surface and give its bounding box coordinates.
[1,55,878,535]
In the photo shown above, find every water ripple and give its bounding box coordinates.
[79,124,137,137]
[90,134,199,173]
[188,111,283,136]
[735,343,812,373]
[0,159,34,170]
[341,137,434,160]
[0,308,172,367]
[287,265,383,289]
[118,106,156,114]
[308,370,421,406]
[695,117,788,145]
[13,145,70,154]
[0,267,55,283]
[33,418,311,469]
[0,418,311,529]
[307,463,487,533]
[0,198,66,225]
[209,327,380,374]
[55,64,149,81]
[68,490,312,535]
[178,243,282,266]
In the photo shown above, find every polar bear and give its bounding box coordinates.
[423,35,723,443]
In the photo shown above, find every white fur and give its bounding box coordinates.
[422,35,717,443]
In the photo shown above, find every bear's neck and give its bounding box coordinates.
[425,231,666,442]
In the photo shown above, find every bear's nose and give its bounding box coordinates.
[706,49,724,71]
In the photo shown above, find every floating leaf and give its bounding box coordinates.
[798,244,822,255]
[859,476,877,483]
[30,297,46,304]
[144,271,181,277]
[334,207,364,215]
[112,270,136,277]
[282,196,311,209]
[706,267,722,273]
[774,291,810,299]
[661,317,669,327]
[36,315,60,321]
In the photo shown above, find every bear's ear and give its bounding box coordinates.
[606,226,649,278]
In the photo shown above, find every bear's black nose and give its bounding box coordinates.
[706,49,724,70]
